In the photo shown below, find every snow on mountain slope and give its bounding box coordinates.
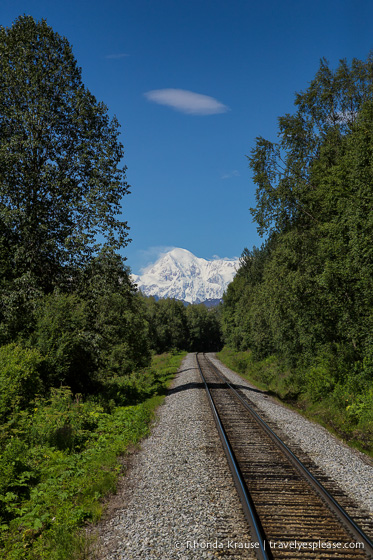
[131,248,239,304]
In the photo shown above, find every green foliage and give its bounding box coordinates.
[142,296,223,353]
[186,304,222,351]
[345,389,373,425]
[26,388,101,451]
[0,15,130,292]
[249,55,373,237]
[221,244,273,354]
[217,347,287,394]
[0,436,33,525]
[305,359,336,402]
[25,254,152,392]
[0,352,186,559]
[31,293,99,392]
[222,54,373,377]
[0,272,43,344]
[99,361,177,408]
[0,17,139,380]
[0,15,198,559]
[0,343,45,420]
[145,297,189,353]
[80,250,151,376]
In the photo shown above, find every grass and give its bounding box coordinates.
[217,347,373,457]
[0,351,186,560]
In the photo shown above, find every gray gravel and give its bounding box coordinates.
[207,353,373,515]
[92,353,256,559]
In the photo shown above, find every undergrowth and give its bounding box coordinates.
[0,351,186,560]
[217,347,373,456]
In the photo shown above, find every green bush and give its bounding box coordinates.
[0,343,45,419]
[102,341,146,378]
[32,293,100,392]
[0,437,33,524]
[26,388,101,451]
[0,351,186,559]
[305,360,336,402]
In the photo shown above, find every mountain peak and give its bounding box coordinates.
[163,247,196,264]
[168,247,194,258]
[132,248,239,304]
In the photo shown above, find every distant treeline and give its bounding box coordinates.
[220,56,373,439]
[0,250,222,418]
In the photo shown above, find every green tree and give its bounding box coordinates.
[186,304,222,351]
[0,16,130,292]
[249,56,373,237]
[30,252,152,392]
[32,292,99,392]
[143,297,189,353]
[80,250,151,376]
[223,56,373,377]
[222,245,272,353]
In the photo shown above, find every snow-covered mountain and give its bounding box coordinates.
[132,248,239,304]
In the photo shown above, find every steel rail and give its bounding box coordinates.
[196,353,272,560]
[202,352,373,559]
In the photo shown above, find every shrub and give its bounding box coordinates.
[345,388,373,424]
[305,360,336,402]
[0,437,33,523]
[27,388,101,451]
[32,293,100,392]
[0,344,45,419]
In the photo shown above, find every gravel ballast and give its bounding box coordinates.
[207,353,373,515]
[92,353,373,559]
[92,353,256,559]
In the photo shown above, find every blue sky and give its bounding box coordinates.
[1,1,372,273]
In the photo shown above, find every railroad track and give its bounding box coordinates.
[196,352,373,559]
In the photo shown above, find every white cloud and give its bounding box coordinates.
[221,170,240,180]
[104,53,129,59]
[144,89,230,115]
[212,254,239,261]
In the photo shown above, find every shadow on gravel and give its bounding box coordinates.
[167,382,205,395]
[175,368,196,375]
[167,381,268,396]
[234,385,268,395]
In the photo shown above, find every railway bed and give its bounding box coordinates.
[196,353,373,559]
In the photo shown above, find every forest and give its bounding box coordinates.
[0,14,372,560]
[0,16,221,559]
[220,55,373,453]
